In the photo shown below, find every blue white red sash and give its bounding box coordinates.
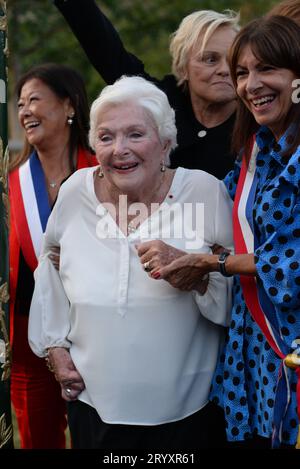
[10,152,49,272]
[233,139,300,448]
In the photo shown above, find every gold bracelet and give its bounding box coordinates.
[45,349,55,373]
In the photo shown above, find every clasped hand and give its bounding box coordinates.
[136,240,210,293]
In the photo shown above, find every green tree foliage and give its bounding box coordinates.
[9,0,98,99]
[9,0,278,102]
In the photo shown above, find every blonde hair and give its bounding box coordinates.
[170,10,240,86]
[89,76,177,163]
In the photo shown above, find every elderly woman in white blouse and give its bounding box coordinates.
[29,76,233,449]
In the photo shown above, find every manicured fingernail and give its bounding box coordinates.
[152,272,161,279]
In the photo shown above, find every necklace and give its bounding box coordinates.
[43,144,72,190]
[126,173,169,235]
[48,173,68,189]
[127,220,140,234]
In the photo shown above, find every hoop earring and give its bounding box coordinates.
[160,161,166,172]
[98,166,104,178]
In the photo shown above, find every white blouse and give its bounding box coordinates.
[29,167,233,425]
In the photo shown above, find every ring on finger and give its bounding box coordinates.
[143,261,152,272]
[65,388,71,395]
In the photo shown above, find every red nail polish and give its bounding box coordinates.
[152,272,161,279]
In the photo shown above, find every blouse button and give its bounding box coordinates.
[198,130,207,138]
[97,207,108,218]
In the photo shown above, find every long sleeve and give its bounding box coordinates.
[28,204,71,358]
[223,159,241,201]
[193,179,233,327]
[214,180,234,251]
[53,0,149,84]
[255,200,300,310]
[252,142,300,313]
[192,272,232,327]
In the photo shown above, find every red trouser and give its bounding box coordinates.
[11,314,67,449]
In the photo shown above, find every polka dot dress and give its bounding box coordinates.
[210,126,300,445]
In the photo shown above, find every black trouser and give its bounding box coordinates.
[67,400,227,449]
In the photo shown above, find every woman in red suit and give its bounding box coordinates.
[9,63,97,448]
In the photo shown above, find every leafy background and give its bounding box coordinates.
[8,0,278,144]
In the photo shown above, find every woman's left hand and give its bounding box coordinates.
[136,240,186,277]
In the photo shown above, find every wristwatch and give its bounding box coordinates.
[218,251,232,277]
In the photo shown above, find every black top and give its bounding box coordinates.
[15,250,35,316]
[54,0,236,179]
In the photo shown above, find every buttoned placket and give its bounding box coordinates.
[96,202,131,317]
[117,238,130,317]
[93,169,180,318]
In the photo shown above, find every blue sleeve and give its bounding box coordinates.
[54,0,153,84]
[255,200,300,310]
[223,160,241,201]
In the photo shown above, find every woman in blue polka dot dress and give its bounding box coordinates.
[158,15,300,449]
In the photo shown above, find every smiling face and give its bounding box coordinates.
[17,78,73,149]
[186,26,237,106]
[94,102,169,200]
[236,45,297,139]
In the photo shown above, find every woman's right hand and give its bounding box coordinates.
[47,347,86,401]
[136,240,186,275]
[158,253,214,291]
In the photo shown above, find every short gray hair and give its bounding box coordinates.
[170,10,240,86]
[89,76,177,162]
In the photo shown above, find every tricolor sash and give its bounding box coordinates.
[10,152,50,272]
[233,139,300,448]
[9,147,97,342]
